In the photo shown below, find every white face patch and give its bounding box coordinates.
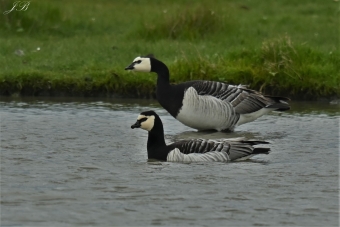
[137,115,155,131]
[131,57,151,72]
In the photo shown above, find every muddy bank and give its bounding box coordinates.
[1,84,339,102]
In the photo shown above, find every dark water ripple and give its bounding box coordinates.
[0,98,339,226]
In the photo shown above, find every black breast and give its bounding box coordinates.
[156,81,197,118]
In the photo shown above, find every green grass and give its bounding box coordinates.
[0,0,339,99]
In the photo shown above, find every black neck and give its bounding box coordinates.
[157,70,170,87]
[150,58,185,118]
[147,127,167,160]
[151,58,170,87]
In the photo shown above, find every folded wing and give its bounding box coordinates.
[191,81,290,114]
[166,138,270,162]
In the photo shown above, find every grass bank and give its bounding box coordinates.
[0,0,339,100]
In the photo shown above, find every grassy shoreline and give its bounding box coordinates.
[1,0,339,100]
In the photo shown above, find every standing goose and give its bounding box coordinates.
[125,56,290,131]
[131,110,270,162]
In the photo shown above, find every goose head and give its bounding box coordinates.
[131,110,163,133]
[125,56,152,72]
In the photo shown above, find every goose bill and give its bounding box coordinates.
[131,121,141,129]
[125,63,135,70]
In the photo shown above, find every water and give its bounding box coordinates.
[1,97,339,226]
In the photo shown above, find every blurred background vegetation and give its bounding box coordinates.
[0,0,339,99]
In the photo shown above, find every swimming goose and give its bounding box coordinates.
[125,56,290,131]
[131,111,270,162]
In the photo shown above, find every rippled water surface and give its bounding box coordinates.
[1,97,339,226]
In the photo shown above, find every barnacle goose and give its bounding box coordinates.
[125,56,290,131]
[131,111,270,163]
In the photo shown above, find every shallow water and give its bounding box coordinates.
[1,97,339,226]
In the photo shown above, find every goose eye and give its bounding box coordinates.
[138,117,147,123]
[135,60,142,64]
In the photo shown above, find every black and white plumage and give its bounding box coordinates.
[131,111,270,163]
[125,56,290,131]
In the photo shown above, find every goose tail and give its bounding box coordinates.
[238,140,271,155]
[227,140,271,161]
[265,95,290,111]
[252,147,271,155]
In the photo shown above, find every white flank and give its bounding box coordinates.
[176,87,238,131]
[236,108,273,126]
[234,155,254,161]
[167,148,230,163]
